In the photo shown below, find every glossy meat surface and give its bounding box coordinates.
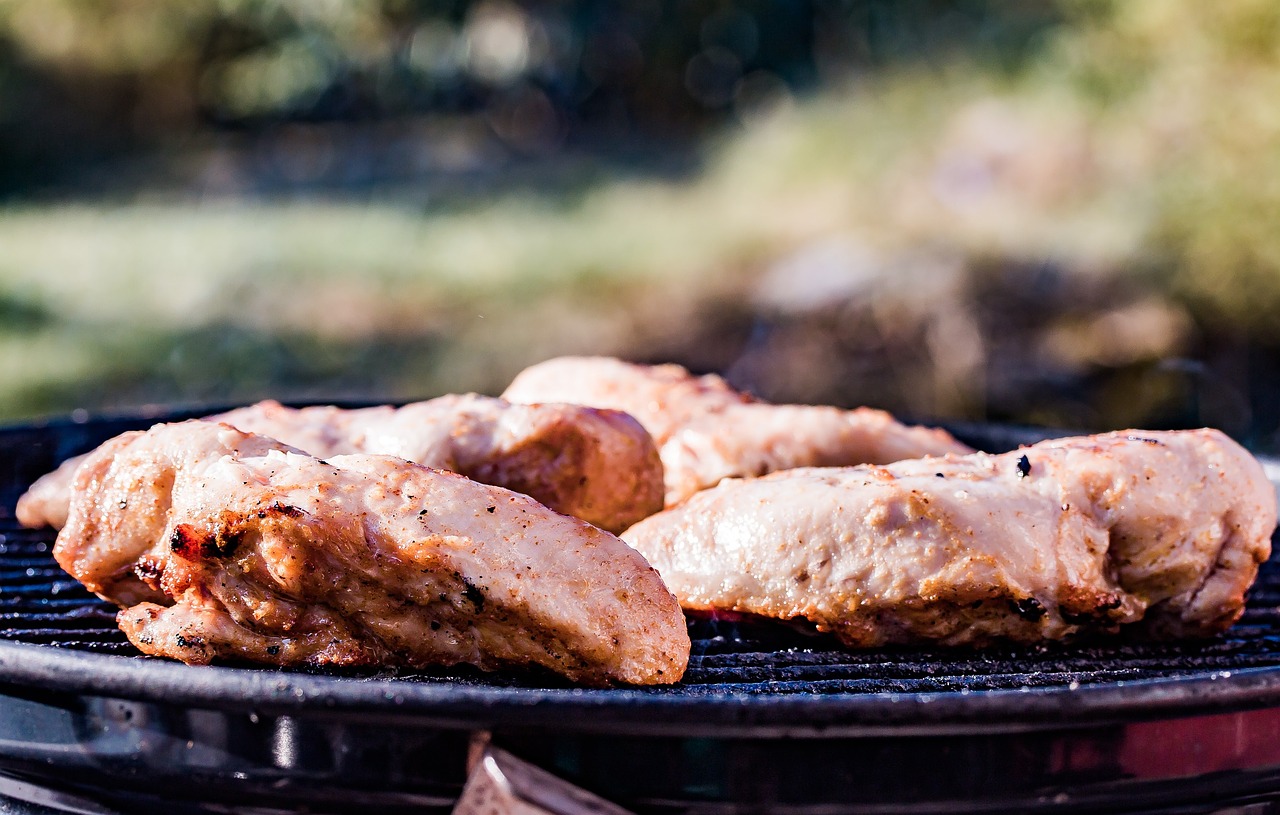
[505,356,753,445]
[15,454,78,530]
[51,425,299,607]
[20,394,664,533]
[663,404,973,506]
[56,421,689,685]
[211,395,663,532]
[503,356,972,505]
[623,429,1277,645]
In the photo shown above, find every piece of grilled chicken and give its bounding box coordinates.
[55,421,688,685]
[623,429,1276,646]
[502,356,972,506]
[18,394,663,534]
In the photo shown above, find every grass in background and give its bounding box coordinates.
[0,195,756,417]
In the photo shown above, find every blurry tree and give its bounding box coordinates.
[1058,0,1280,335]
[0,0,1059,194]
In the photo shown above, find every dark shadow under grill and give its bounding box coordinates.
[3,414,1280,696]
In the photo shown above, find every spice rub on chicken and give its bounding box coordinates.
[55,421,688,685]
[502,356,972,506]
[623,429,1277,646]
[18,394,663,534]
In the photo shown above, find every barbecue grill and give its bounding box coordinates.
[2,412,1280,814]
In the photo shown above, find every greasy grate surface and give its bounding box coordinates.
[3,414,1280,695]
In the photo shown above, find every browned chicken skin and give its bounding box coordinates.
[56,421,689,685]
[18,394,663,534]
[502,356,972,505]
[623,429,1277,646]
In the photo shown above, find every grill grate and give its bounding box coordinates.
[3,417,1280,695]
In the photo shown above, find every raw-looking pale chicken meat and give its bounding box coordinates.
[502,356,973,505]
[55,421,689,686]
[18,394,663,533]
[623,429,1276,646]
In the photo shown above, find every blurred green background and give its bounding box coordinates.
[1,0,1279,448]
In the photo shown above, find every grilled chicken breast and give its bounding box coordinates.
[623,429,1276,645]
[14,455,81,531]
[210,395,663,532]
[56,421,688,685]
[502,356,971,505]
[506,357,755,445]
[19,394,663,534]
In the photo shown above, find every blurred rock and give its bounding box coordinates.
[752,237,964,315]
[1040,299,1195,369]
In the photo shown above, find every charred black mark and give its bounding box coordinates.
[1010,597,1046,621]
[460,576,486,612]
[169,525,205,559]
[175,633,204,649]
[486,506,496,513]
[209,529,244,558]
[257,502,304,519]
[265,645,281,656]
[430,620,441,631]
[169,523,243,559]
[1016,455,1031,479]
[1127,435,1164,446]
[935,473,945,479]
[1099,595,1123,610]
